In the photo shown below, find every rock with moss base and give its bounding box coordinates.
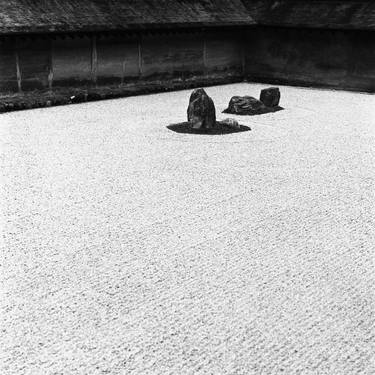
[220,118,241,130]
[187,88,216,129]
[223,96,268,115]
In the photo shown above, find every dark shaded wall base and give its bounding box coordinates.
[244,76,373,95]
[0,73,243,113]
[244,27,375,93]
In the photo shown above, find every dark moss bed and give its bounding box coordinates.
[0,73,242,114]
[167,122,251,135]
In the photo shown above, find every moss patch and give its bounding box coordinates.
[167,122,251,135]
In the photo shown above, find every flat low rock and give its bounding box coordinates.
[220,118,241,129]
[260,87,280,107]
[223,96,268,115]
[187,88,216,129]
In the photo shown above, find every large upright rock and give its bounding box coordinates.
[187,88,216,129]
[223,96,267,115]
[260,87,280,107]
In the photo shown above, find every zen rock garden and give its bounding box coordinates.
[168,86,282,134]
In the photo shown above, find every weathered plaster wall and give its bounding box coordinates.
[0,30,243,94]
[244,27,375,92]
[1,27,373,94]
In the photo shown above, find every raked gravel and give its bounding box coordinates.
[1,83,374,375]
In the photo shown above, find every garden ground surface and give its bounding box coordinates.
[1,83,374,374]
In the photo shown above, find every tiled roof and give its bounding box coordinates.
[241,0,375,30]
[0,0,255,35]
[0,0,374,35]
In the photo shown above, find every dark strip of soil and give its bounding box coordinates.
[222,106,283,116]
[0,74,243,114]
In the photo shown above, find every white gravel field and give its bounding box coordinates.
[1,83,374,375]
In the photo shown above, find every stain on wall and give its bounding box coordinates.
[52,36,92,87]
[0,39,18,92]
[205,33,242,74]
[348,31,375,91]
[97,35,139,85]
[141,33,204,79]
[141,31,242,79]
[18,39,50,90]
